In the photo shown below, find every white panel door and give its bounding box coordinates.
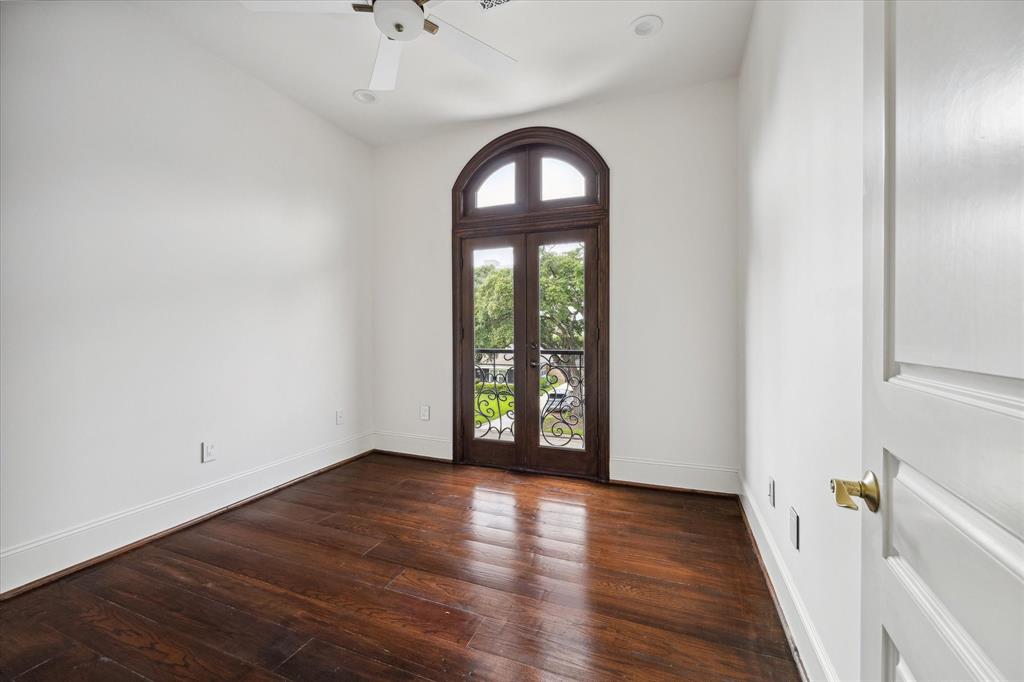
[862,1,1024,680]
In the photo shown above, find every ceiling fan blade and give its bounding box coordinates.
[369,37,403,91]
[426,15,516,72]
[239,1,362,14]
[417,0,445,7]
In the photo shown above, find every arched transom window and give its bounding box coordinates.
[454,128,608,223]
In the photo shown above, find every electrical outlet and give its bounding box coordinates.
[768,477,776,508]
[335,409,344,426]
[201,442,216,463]
[789,507,800,550]
[419,404,431,421]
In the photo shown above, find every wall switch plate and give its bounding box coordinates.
[419,404,431,421]
[335,409,344,425]
[768,477,776,508]
[201,442,216,463]
[789,507,800,550]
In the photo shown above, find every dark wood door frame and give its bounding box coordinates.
[456,233,527,471]
[452,127,610,482]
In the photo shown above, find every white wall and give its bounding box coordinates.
[371,81,741,492]
[737,1,863,680]
[0,1,374,592]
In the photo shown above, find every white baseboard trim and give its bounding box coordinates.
[610,457,740,494]
[740,478,838,682]
[367,438,740,493]
[0,431,374,594]
[374,430,453,461]
[0,430,744,594]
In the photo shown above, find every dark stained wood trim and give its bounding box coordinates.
[0,449,377,601]
[454,214,608,239]
[452,126,610,482]
[596,215,610,483]
[452,225,463,465]
[457,234,527,470]
[524,228,599,478]
[452,126,609,227]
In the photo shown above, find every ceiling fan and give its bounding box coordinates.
[239,0,517,92]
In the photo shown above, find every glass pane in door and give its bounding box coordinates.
[538,242,585,449]
[473,247,515,441]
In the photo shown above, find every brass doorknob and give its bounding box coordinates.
[830,471,880,512]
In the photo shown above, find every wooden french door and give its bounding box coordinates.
[458,227,600,479]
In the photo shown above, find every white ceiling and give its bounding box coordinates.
[145,0,754,146]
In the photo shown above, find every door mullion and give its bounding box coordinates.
[521,235,538,471]
[585,228,598,457]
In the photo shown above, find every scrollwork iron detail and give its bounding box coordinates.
[472,348,585,448]
[539,350,584,449]
[473,349,516,441]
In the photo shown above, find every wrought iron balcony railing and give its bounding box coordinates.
[473,348,584,449]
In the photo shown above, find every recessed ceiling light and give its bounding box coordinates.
[352,89,376,104]
[631,14,664,38]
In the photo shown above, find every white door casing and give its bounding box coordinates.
[862,1,1024,681]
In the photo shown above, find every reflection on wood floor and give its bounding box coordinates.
[0,453,800,680]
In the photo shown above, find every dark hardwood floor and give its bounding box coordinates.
[0,453,800,681]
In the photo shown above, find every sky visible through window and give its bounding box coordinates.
[475,156,586,209]
[474,242,578,269]
[474,247,514,269]
[476,162,515,208]
[541,157,585,200]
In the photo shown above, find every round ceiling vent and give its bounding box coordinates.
[631,15,664,38]
[352,89,377,104]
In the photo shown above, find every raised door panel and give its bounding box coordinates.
[891,0,1024,383]
[881,454,1023,680]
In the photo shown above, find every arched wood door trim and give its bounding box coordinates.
[451,127,610,482]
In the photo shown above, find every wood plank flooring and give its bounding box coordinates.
[0,453,800,681]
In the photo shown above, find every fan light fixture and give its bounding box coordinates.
[373,0,424,41]
[240,0,517,94]
[631,15,663,38]
[352,89,377,103]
